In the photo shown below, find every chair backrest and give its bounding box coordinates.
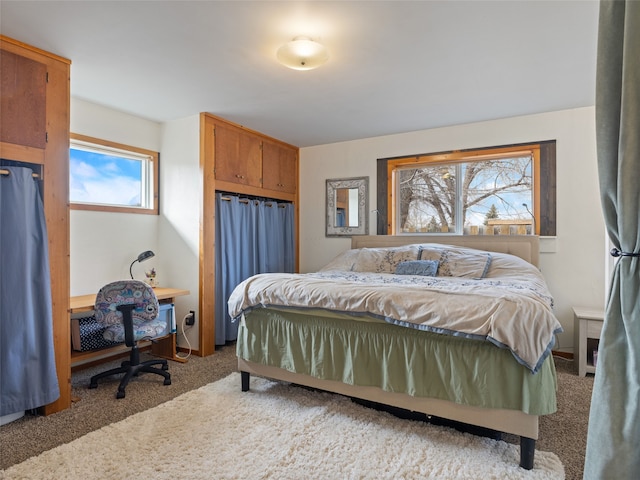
[94,280,159,326]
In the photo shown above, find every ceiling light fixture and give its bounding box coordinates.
[277,36,329,71]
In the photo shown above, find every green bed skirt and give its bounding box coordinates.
[236,307,558,415]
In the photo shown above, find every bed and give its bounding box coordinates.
[230,235,561,470]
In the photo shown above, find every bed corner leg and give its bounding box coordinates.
[520,437,535,470]
[241,371,250,392]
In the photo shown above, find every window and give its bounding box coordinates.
[69,133,159,214]
[377,141,556,236]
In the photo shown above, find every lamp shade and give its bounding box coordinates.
[129,250,155,279]
[277,36,329,71]
[137,250,155,263]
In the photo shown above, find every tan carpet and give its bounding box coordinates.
[0,347,592,479]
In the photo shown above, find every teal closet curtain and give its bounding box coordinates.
[214,193,295,345]
[0,166,60,416]
[584,1,640,478]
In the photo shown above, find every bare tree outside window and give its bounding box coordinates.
[397,156,533,235]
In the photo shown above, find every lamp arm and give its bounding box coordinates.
[129,260,137,279]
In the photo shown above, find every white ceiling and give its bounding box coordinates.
[1,1,599,148]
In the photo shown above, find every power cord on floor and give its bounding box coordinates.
[175,312,192,360]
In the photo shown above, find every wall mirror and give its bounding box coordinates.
[326,176,369,236]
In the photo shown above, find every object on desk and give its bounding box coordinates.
[145,267,157,287]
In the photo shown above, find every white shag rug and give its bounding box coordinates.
[1,373,564,480]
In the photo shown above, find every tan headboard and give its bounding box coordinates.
[351,235,540,267]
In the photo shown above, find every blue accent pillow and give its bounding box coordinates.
[395,260,439,276]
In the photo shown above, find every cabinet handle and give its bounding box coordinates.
[235,174,245,179]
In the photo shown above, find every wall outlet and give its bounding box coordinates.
[186,310,196,326]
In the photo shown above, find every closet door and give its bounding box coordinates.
[213,122,262,188]
[0,49,47,163]
[262,139,297,195]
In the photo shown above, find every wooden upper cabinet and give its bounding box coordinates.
[201,112,298,202]
[262,139,298,194]
[0,49,47,150]
[213,121,262,188]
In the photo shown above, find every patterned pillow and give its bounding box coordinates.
[351,245,420,273]
[419,245,492,279]
[395,260,439,276]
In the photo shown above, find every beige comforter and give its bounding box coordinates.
[228,266,562,374]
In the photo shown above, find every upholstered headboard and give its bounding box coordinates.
[351,235,540,267]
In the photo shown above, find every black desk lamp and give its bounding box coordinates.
[129,250,155,279]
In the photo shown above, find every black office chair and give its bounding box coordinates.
[89,280,171,398]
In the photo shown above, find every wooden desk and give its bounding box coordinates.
[70,287,190,367]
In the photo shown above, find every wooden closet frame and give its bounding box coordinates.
[1,36,71,414]
[198,113,300,355]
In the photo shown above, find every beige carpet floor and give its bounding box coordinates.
[0,347,592,479]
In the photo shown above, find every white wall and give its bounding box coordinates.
[158,114,201,349]
[299,107,605,353]
[70,99,200,350]
[70,98,162,295]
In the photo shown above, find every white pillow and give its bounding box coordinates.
[317,249,361,272]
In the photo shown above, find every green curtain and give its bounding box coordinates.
[584,1,640,478]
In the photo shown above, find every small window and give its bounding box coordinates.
[69,133,158,214]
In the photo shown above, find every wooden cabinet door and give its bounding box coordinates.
[262,139,298,194]
[1,49,47,149]
[213,121,262,188]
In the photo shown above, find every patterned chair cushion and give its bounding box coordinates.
[103,317,168,343]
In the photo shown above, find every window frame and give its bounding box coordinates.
[69,133,159,215]
[377,141,556,236]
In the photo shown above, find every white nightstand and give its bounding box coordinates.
[573,306,605,377]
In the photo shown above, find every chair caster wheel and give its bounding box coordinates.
[162,364,169,371]
[89,382,97,389]
[164,378,171,386]
[116,390,126,399]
